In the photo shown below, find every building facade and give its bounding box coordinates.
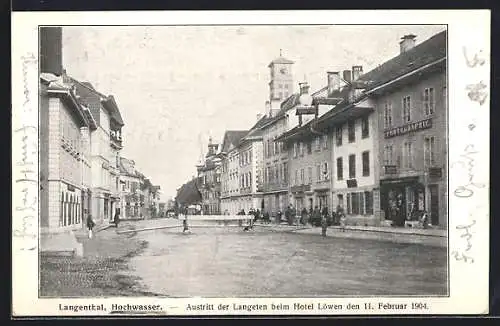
[118,157,145,219]
[367,32,447,228]
[196,138,222,215]
[220,130,248,214]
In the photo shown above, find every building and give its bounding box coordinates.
[233,116,269,213]
[196,137,222,215]
[118,157,144,219]
[219,130,248,214]
[276,75,344,214]
[39,73,95,232]
[71,79,125,226]
[364,31,447,228]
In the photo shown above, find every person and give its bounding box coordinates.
[300,208,308,225]
[336,205,346,232]
[421,210,430,229]
[183,216,190,233]
[86,214,95,239]
[313,206,321,227]
[321,215,328,237]
[113,209,120,228]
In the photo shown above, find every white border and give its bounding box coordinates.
[11,10,490,316]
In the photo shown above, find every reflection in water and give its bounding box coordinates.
[127,228,447,297]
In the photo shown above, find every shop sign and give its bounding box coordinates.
[384,165,398,174]
[429,167,442,179]
[346,179,358,188]
[384,118,432,138]
[291,185,311,193]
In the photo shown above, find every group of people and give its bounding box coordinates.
[85,210,122,239]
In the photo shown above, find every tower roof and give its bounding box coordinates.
[268,56,294,67]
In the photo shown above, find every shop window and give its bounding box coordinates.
[361,116,369,138]
[346,193,351,214]
[351,192,360,215]
[349,154,356,179]
[337,157,343,180]
[337,194,344,209]
[365,191,373,215]
[362,151,370,176]
[348,120,356,143]
[336,126,343,146]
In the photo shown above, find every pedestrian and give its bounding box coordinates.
[113,209,120,228]
[183,216,190,233]
[86,214,95,239]
[321,215,328,237]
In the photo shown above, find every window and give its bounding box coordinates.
[384,145,394,165]
[249,151,252,163]
[423,87,435,116]
[308,167,313,184]
[295,170,299,186]
[316,164,321,182]
[349,154,356,179]
[322,134,328,149]
[402,95,411,122]
[323,162,329,180]
[348,120,356,143]
[361,116,369,138]
[404,141,414,169]
[283,162,288,183]
[346,193,351,214]
[384,102,393,129]
[293,142,298,158]
[337,157,343,180]
[362,151,370,176]
[315,137,321,151]
[300,169,305,185]
[300,142,305,156]
[336,126,343,146]
[365,191,373,215]
[307,141,312,154]
[351,192,360,215]
[249,172,252,187]
[424,136,436,167]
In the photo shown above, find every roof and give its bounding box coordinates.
[102,95,125,126]
[119,157,140,177]
[268,56,294,67]
[239,114,272,143]
[220,130,248,153]
[358,30,446,91]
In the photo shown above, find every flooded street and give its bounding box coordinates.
[127,228,447,297]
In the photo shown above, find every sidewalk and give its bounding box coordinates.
[253,223,447,247]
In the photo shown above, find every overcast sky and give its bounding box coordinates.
[61,25,445,200]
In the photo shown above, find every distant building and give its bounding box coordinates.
[196,137,222,215]
[118,157,144,219]
[219,130,248,214]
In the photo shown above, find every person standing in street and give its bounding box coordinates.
[321,215,328,237]
[113,209,120,228]
[86,214,95,239]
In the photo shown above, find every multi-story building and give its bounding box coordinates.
[39,26,96,233]
[118,157,144,219]
[234,116,268,213]
[219,130,248,214]
[72,79,125,225]
[365,31,447,228]
[276,75,343,214]
[196,137,222,215]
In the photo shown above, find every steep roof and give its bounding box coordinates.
[358,30,446,91]
[220,130,248,153]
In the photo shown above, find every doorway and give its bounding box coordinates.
[429,185,439,225]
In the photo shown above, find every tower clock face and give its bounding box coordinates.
[279,67,287,74]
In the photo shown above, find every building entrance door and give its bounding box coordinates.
[429,184,439,225]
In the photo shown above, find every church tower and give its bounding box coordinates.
[268,50,294,111]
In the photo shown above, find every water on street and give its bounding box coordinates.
[127,227,448,297]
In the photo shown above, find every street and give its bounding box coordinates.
[127,223,447,297]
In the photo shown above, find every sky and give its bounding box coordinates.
[61,25,446,200]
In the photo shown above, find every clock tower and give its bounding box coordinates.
[268,50,294,110]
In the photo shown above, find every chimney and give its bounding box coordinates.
[256,113,264,121]
[327,72,340,95]
[265,101,272,116]
[352,66,363,81]
[343,70,352,84]
[400,34,417,53]
[299,82,310,95]
[40,27,63,76]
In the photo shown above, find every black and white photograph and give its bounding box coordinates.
[12,10,490,316]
